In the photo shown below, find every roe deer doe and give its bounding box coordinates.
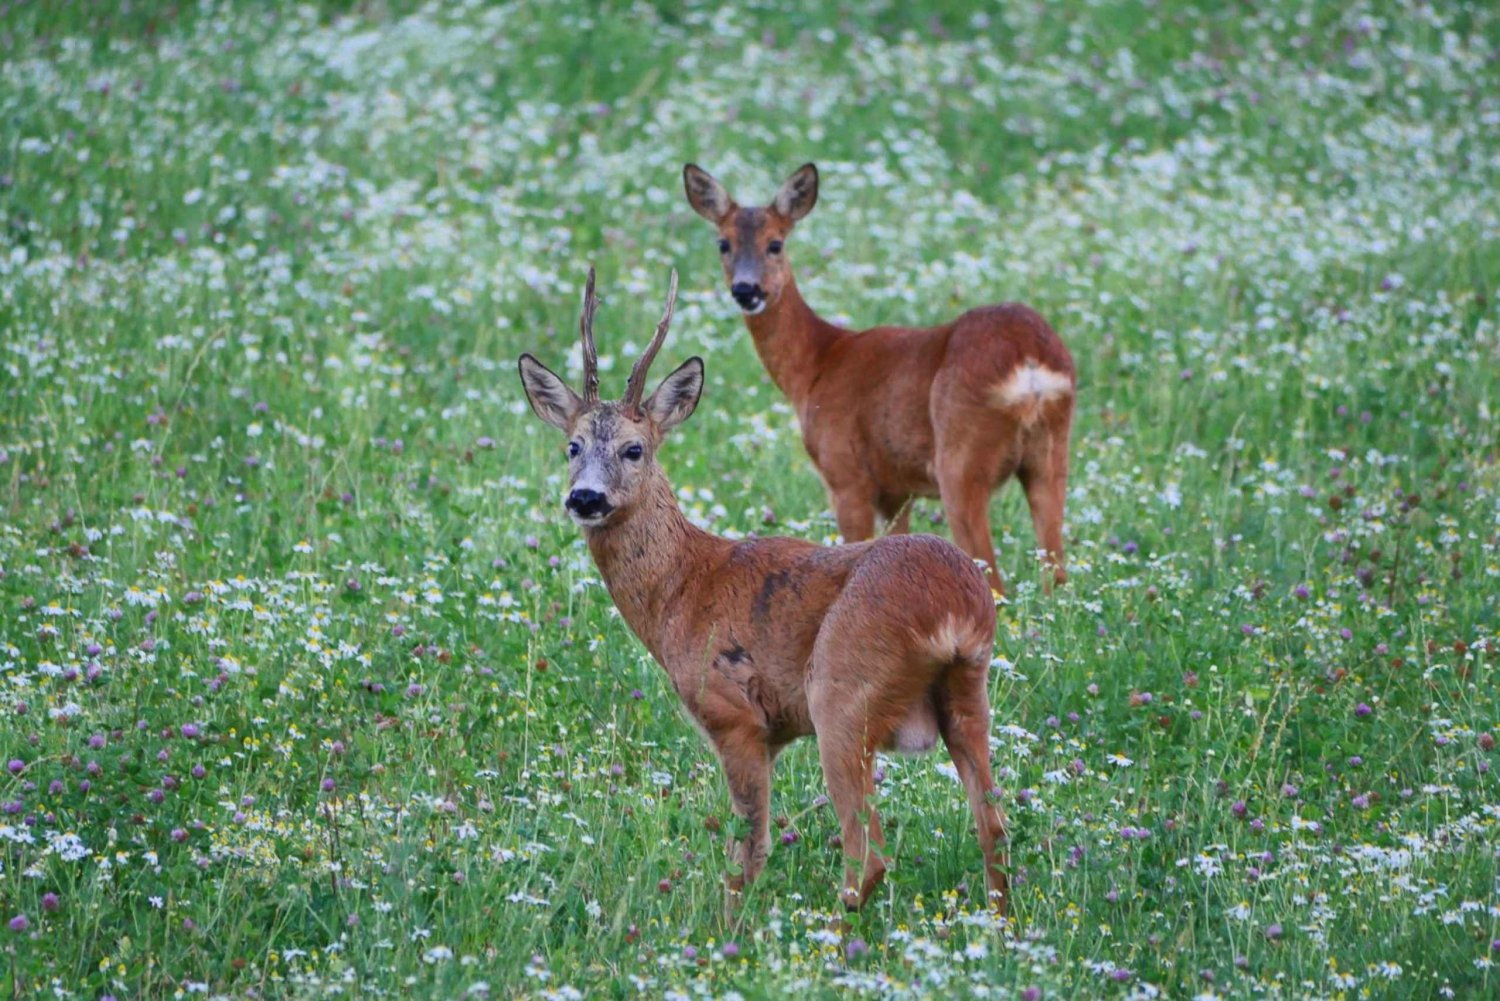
[518,268,1009,913]
[684,162,1075,596]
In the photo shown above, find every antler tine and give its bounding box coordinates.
[579,267,601,403]
[624,269,679,414]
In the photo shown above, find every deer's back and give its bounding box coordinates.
[664,532,993,743]
[803,302,1071,495]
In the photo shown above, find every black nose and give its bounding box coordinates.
[566,487,610,518]
[731,282,763,306]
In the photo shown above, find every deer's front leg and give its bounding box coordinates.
[828,486,877,544]
[713,727,773,905]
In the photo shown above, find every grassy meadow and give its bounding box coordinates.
[2,0,1499,996]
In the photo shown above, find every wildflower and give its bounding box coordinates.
[845,938,868,961]
[8,914,28,933]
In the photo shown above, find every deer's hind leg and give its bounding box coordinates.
[935,665,1010,916]
[807,702,888,910]
[1018,402,1073,590]
[808,578,945,909]
[935,424,1022,597]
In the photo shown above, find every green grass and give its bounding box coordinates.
[1,0,1498,996]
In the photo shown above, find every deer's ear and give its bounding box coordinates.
[644,357,704,433]
[518,354,583,431]
[772,163,818,222]
[683,164,734,223]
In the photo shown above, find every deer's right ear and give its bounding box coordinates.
[518,354,583,431]
[644,356,704,433]
[773,163,818,222]
[683,164,734,223]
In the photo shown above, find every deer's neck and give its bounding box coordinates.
[744,274,844,406]
[583,471,718,665]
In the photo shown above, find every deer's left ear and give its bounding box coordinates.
[644,357,704,433]
[772,163,818,223]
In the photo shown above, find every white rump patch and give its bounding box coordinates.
[925,615,990,666]
[991,362,1073,414]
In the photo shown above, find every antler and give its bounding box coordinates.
[623,269,678,415]
[578,267,601,404]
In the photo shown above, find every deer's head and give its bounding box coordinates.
[683,163,818,316]
[518,269,704,529]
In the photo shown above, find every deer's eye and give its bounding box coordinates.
[567,441,581,458]
[717,239,730,255]
[767,240,784,255]
[622,443,644,461]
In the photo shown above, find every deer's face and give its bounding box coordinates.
[684,164,818,316]
[557,404,657,527]
[518,276,704,531]
[710,208,795,315]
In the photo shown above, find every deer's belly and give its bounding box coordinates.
[882,695,940,755]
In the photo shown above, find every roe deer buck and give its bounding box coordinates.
[518,268,1009,913]
[684,162,1075,596]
